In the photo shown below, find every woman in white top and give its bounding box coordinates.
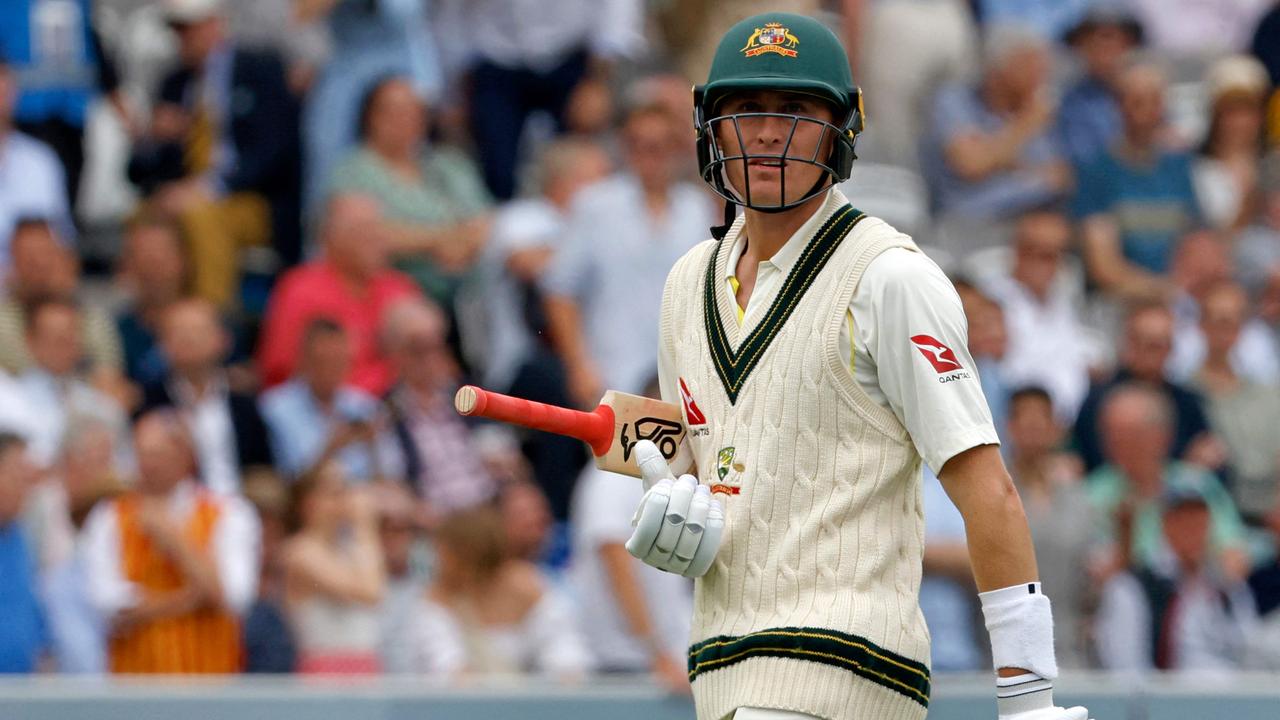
[411,503,590,678]
[1193,55,1269,232]
[282,463,386,673]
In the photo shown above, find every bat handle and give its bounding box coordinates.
[454,385,615,457]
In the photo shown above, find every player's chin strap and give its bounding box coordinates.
[711,198,737,241]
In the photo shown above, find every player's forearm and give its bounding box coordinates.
[961,481,1039,592]
[937,445,1038,591]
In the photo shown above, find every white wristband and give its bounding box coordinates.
[979,582,1059,681]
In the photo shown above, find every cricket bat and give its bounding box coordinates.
[453,385,686,478]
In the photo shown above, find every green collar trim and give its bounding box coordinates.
[703,205,864,404]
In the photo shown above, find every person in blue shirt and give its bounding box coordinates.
[1057,3,1145,168]
[0,432,47,673]
[1075,59,1203,300]
[0,0,127,202]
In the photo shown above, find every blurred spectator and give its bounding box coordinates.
[479,138,610,393]
[0,57,72,273]
[22,415,117,571]
[1193,55,1270,232]
[1086,384,1248,580]
[974,0,1092,39]
[1252,1,1280,87]
[1130,0,1270,59]
[498,480,553,565]
[983,210,1092,422]
[1168,233,1279,385]
[260,318,380,482]
[83,410,261,673]
[478,138,609,518]
[374,480,426,674]
[328,75,491,308]
[1057,3,1144,168]
[854,0,978,169]
[918,465,981,671]
[114,212,190,387]
[410,503,591,677]
[240,469,297,673]
[32,417,121,673]
[1005,387,1093,668]
[1192,282,1280,521]
[1075,60,1202,300]
[0,368,35,443]
[0,218,123,383]
[0,0,131,203]
[377,299,497,514]
[257,193,420,395]
[436,0,645,199]
[955,281,1011,437]
[127,0,303,307]
[921,25,1071,220]
[1248,504,1280,666]
[1073,302,1213,472]
[0,433,46,673]
[569,460,693,689]
[139,299,274,495]
[543,102,714,407]
[1095,482,1258,672]
[297,0,443,211]
[281,464,385,674]
[16,299,129,469]
[1234,151,1280,293]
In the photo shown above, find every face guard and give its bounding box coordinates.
[694,86,864,214]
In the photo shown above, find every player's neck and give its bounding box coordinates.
[740,192,827,260]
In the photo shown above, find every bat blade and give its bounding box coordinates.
[453,386,686,478]
[596,390,686,477]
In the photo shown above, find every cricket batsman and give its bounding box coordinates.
[623,12,1093,720]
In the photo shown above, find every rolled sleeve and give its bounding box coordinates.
[81,503,140,620]
[855,248,999,472]
[213,495,261,615]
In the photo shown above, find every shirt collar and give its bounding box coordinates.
[725,187,848,279]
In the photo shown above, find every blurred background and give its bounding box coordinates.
[2,0,1280,717]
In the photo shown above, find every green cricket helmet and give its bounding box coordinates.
[695,12,865,217]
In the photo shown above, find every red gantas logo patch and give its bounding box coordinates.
[678,378,707,425]
[910,335,964,374]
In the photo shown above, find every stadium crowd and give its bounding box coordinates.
[3,0,1280,687]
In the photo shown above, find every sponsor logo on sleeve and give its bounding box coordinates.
[910,334,972,383]
[679,377,711,437]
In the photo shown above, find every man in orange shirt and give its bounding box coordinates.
[83,410,260,673]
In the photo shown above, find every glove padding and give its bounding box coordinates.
[625,440,724,577]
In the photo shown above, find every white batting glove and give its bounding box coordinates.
[625,440,724,577]
[996,675,1092,720]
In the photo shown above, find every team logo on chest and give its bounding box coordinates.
[711,446,746,496]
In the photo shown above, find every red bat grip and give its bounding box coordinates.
[454,385,615,457]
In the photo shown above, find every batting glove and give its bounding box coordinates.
[997,675,1092,720]
[625,440,724,577]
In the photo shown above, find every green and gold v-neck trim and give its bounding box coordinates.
[703,204,865,404]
